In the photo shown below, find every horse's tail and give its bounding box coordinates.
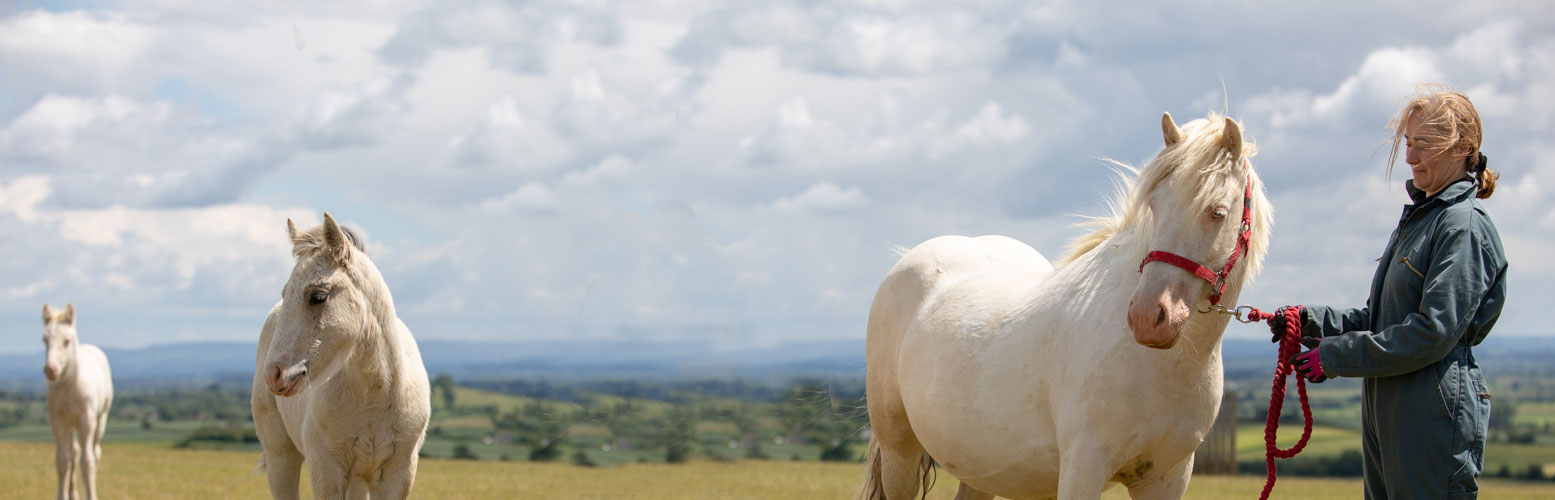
[856,437,937,500]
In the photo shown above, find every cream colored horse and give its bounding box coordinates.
[252,213,431,500]
[860,113,1272,500]
[41,303,113,500]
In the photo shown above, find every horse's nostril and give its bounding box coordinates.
[1154,305,1167,327]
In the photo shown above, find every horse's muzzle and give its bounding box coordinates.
[265,358,310,397]
[1128,294,1188,349]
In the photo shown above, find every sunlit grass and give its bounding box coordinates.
[5,441,1555,499]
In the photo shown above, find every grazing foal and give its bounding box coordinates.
[252,213,431,500]
[41,303,114,500]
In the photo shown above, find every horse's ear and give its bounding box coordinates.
[286,218,299,242]
[1162,112,1184,147]
[321,212,351,262]
[63,303,75,326]
[1222,117,1242,160]
[42,304,53,324]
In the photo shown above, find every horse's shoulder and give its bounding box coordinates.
[79,343,111,370]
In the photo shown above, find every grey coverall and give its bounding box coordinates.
[1301,178,1507,499]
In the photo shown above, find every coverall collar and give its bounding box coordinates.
[1404,177,1475,207]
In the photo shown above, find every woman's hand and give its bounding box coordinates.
[1289,342,1328,383]
[1268,305,1304,343]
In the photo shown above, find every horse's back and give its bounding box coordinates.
[873,235,1052,335]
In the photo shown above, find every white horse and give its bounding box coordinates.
[860,112,1272,500]
[251,213,431,500]
[40,303,114,500]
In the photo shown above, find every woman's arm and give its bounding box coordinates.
[1316,218,1501,378]
[1301,305,1370,338]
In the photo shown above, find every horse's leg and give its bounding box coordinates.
[75,416,98,500]
[1124,455,1192,500]
[953,483,996,500]
[345,478,369,500]
[878,440,928,500]
[253,404,303,500]
[368,453,417,500]
[91,408,107,464]
[305,453,350,500]
[866,373,931,500]
[1056,442,1115,499]
[51,419,74,500]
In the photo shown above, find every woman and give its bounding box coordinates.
[1269,89,1508,499]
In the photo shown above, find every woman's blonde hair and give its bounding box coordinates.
[1386,86,1498,199]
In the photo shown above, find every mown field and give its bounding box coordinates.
[5,441,1555,499]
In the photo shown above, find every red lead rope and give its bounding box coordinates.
[1241,305,1313,499]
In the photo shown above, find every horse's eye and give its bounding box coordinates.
[1211,208,1228,220]
[64,339,71,346]
[309,290,328,306]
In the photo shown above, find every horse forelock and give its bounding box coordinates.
[290,224,368,259]
[1058,112,1264,269]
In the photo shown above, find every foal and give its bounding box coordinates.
[252,213,431,499]
[41,303,114,500]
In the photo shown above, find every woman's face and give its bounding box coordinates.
[1404,112,1468,197]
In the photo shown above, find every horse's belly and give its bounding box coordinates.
[897,318,1063,497]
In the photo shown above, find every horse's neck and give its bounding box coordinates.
[342,277,408,392]
[55,348,81,384]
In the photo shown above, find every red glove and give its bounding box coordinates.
[1289,344,1327,383]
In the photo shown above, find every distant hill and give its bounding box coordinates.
[3,336,1550,391]
[0,338,865,390]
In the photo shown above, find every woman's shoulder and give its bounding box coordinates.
[1434,200,1505,256]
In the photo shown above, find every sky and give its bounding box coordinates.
[2,0,1553,354]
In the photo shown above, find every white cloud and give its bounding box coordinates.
[562,155,634,187]
[0,94,173,161]
[0,175,312,313]
[767,182,870,214]
[286,73,415,151]
[946,102,1031,148]
[451,95,573,169]
[672,2,1007,76]
[377,0,621,73]
[0,10,153,99]
[479,182,557,213]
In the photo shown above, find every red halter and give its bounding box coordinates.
[1136,171,1254,306]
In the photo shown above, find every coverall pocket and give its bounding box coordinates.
[1470,377,1491,470]
[1443,350,1487,494]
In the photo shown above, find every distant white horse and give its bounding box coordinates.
[860,113,1272,500]
[41,303,114,500]
[252,213,431,500]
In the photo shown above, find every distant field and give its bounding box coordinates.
[0,420,225,447]
[1515,401,1555,427]
[5,441,1555,499]
[1235,423,1555,475]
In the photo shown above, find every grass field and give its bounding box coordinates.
[5,441,1555,499]
[1235,423,1555,474]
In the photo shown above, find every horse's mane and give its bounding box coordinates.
[1057,113,1265,270]
[291,224,367,258]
